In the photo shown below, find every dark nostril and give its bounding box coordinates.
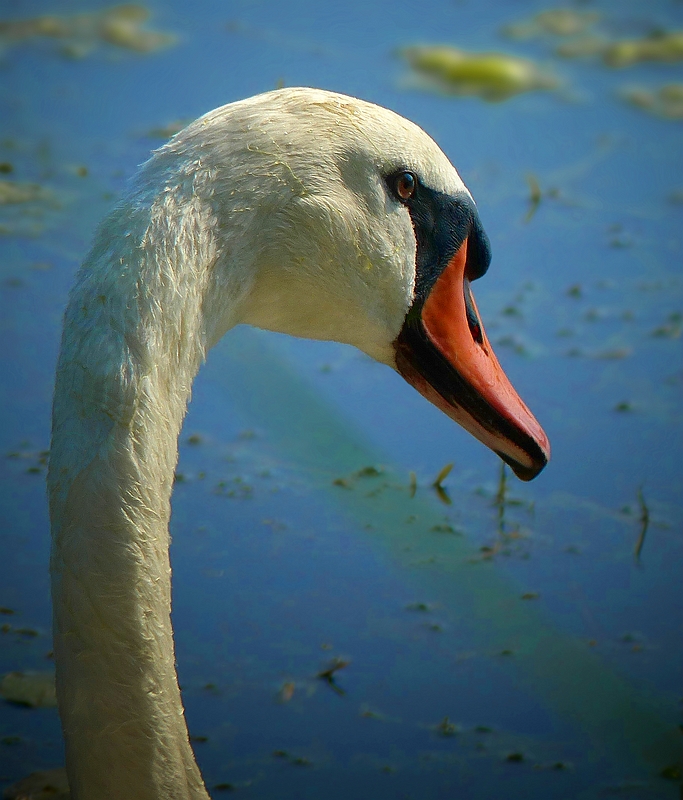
[464,281,484,345]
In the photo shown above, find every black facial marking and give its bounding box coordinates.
[464,279,483,345]
[384,172,492,306]
[388,173,547,480]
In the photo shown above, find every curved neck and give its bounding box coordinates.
[49,182,239,799]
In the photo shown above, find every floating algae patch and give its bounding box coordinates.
[501,7,607,61]
[399,46,557,101]
[0,670,57,708]
[0,180,51,206]
[501,8,600,40]
[502,8,683,70]
[0,179,58,236]
[0,4,177,58]
[555,28,683,67]
[620,84,683,120]
[2,769,70,800]
[603,31,683,68]
[145,119,193,140]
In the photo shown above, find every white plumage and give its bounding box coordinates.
[49,87,546,799]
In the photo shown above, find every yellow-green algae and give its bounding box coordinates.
[0,4,176,58]
[400,45,557,101]
[503,8,683,69]
[0,180,49,205]
[621,84,683,120]
[502,8,600,40]
[603,31,683,67]
[0,670,57,708]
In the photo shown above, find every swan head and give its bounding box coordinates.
[157,87,549,479]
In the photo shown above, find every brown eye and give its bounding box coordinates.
[395,171,416,201]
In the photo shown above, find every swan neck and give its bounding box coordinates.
[48,187,223,799]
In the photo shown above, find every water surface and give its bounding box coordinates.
[0,1,681,797]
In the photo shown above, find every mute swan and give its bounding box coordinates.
[48,87,549,799]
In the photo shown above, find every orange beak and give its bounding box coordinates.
[394,238,550,481]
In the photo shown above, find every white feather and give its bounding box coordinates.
[48,87,471,799]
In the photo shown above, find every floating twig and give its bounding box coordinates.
[317,657,350,695]
[432,462,453,505]
[524,173,542,222]
[634,486,650,561]
[433,462,453,487]
[494,462,507,535]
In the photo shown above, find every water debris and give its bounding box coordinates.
[507,9,683,70]
[409,470,417,498]
[430,462,454,505]
[506,751,525,762]
[520,592,540,600]
[501,305,522,318]
[146,119,191,139]
[13,627,40,637]
[652,312,682,338]
[434,487,451,506]
[620,84,683,120]
[356,465,384,478]
[0,4,177,58]
[660,764,682,781]
[603,31,683,68]
[494,462,508,535]
[406,602,432,612]
[317,657,349,695]
[566,284,583,299]
[2,769,69,800]
[0,178,61,236]
[277,681,295,703]
[0,670,57,708]
[433,463,453,488]
[502,8,609,61]
[593,348,632,360]
[614,401,634,413]
[0,180,51,205]
[359,705,384,719]
[399,45,557,101]
[333,464,385,489]
[633,488,650,562]
[494,334,529,356]
[431,523,461,535]
[435,716,460,737]
[502,9,600,40]
[524,174,542,222]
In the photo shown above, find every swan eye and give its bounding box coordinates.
[394,171,416,201]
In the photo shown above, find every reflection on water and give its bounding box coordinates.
[0,0,681,797]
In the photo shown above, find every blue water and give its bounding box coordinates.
[1,0,681,797]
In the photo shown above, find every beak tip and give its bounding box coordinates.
[499,445,550,482]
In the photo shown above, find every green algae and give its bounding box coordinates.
[400,45,557,101]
